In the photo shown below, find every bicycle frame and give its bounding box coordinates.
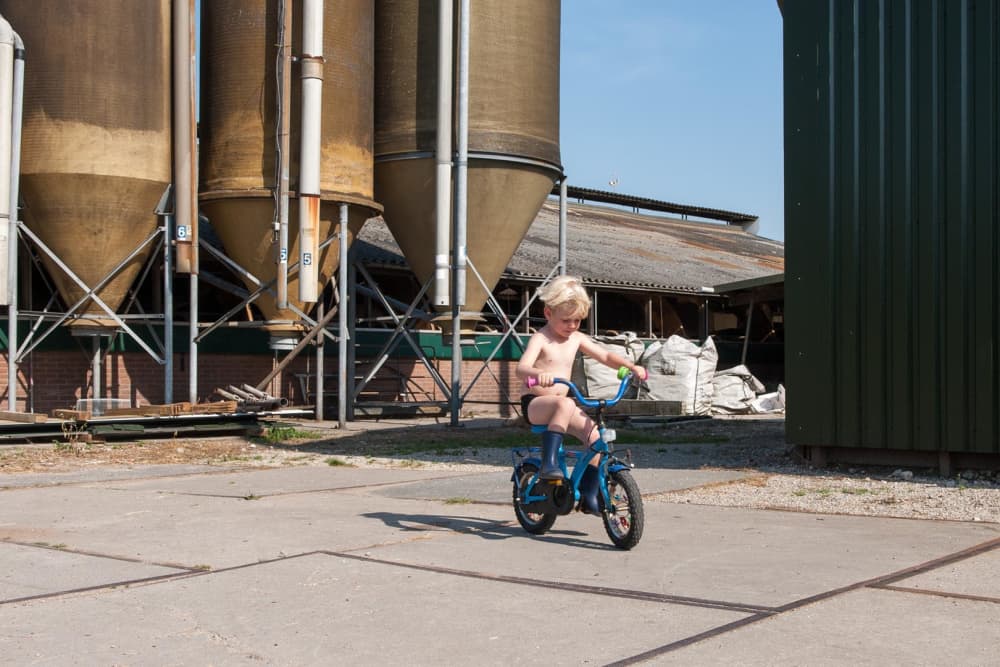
[513,372,637,512]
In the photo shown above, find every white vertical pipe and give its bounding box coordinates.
[0,17,14,306]
[449,0,470,426]
[4,24,23,412]
[453,0,469,309]
[298,0,324,303]
[433,0,453,307]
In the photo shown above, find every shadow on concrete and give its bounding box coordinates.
[361,511,616,551]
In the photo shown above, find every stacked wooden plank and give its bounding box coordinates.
[52,401,239,421]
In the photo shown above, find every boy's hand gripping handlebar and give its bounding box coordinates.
[525,367,648,408]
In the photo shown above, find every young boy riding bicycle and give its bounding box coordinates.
[516,275,645,514]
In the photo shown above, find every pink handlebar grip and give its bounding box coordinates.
[525,376,539,388]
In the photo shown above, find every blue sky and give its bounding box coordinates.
[560,2,785,240]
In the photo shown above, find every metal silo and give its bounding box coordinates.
[200,0,378,348]
[3,0,171,332]
[374,0,562,321]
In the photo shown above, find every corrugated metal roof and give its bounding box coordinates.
[356,198,784,295]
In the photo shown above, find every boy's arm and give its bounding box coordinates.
[515,333,544,380]
[578,335,646,378]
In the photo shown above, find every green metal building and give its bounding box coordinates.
[784,1,1000,467]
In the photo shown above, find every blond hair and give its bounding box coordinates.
[537,275,591,318]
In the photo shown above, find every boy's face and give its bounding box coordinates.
[545,304,586,338]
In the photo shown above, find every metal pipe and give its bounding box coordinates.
[172,0,197,274]
[189,273,198,403]
[741,294,756,366]
[0,17,14,307]
[450,0,470,426]
[91,336,101,402]
[315,301,324,420]
[558,178,567,275]
[433,0,453,307]
[5,25,23,411]
[337,202,348,427]
[297,0,324,303]
[276,0,292,309]
[163,214,174,403]
[346,255,356,421]
[454,0,469,310]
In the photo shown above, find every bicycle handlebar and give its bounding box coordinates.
[524,366,647,408]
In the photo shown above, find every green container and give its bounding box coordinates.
[784,1,1000,454]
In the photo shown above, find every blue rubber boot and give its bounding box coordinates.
[578,464,603,515]
[539,430,565,480]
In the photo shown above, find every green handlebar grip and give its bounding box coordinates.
[617,366,629,380]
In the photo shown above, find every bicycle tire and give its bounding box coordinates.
[603,469,644,549]
[513,463,557,535]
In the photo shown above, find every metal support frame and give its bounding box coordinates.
[353,263,451,402]
[13,224,166,364]
[349,175,569,416]
[194,233,339,345]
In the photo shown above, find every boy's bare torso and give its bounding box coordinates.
[528,327,583,396]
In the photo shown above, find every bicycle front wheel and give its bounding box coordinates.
[603,469,644,550]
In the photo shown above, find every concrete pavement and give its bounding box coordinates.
[0,456,998,665]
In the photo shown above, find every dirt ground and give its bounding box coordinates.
[0,416,789,474]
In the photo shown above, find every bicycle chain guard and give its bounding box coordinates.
[520,478,576,515]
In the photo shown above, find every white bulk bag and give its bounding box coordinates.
[639,335,718,415]
[711,364,766,414]
[582,332,645,399]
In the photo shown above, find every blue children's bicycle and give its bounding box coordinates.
[511,368,645,550]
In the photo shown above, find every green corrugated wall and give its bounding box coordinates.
[784,0,1000,453]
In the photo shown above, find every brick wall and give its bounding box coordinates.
[1,351,522,417]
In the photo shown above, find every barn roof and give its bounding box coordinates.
[355,197,784,295]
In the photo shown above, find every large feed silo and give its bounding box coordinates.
[2,0,172,333]
[374,0,562,322]
[200,0,379,348]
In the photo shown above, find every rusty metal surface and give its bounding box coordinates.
[199,199,367,328]
[374,0,560,165]
[4,0,171,323]
[199,0,378,326]
[200,0,376,200]
[374,0,561,315]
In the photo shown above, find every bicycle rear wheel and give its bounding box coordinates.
[513,464,557,534]
[603,469,643,549]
